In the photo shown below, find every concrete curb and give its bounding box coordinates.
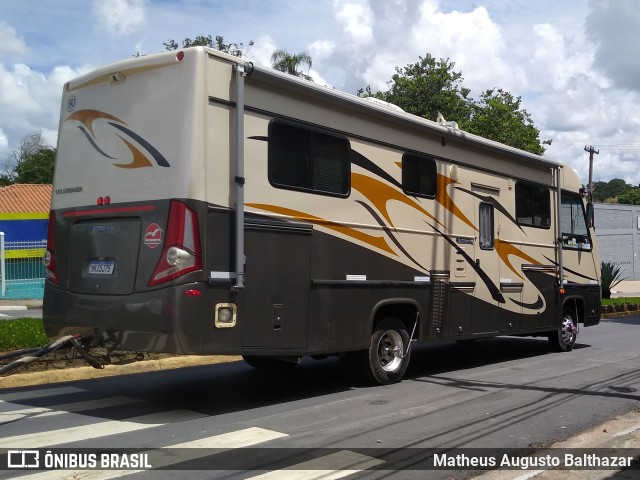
[0,355,242,390]
[0,305,27,311]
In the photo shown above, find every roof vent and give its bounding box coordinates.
[363,97,404,112]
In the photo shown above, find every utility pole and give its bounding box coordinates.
[584,145,599,203]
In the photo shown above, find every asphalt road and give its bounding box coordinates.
[0,317,639,479]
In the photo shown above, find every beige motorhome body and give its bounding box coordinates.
[44,47,601,385]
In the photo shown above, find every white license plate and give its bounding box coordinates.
[88,260,115,275]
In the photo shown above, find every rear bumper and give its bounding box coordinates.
[43,282,232,355]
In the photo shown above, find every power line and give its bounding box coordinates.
[590,144,640,150]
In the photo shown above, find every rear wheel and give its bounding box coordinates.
[548,309,577,352]
[345,317,411,385]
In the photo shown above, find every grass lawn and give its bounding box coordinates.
[0,318,48,351]
[602,297,640,306]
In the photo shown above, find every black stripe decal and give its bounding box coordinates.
[427,220,505,303]
[77,126,115,159]
[351,149,403,190]
[356,200,428,271]
[108,122,171,167]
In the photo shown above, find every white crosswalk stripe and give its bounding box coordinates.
[246,450,385,480]
[0,409,206,448]
[10,427,289,480]
[0,387,384,479]
[0,396,144,424]
[0,386,87,402]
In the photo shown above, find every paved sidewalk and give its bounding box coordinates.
[611,280,640,298]
[0,298,42,310]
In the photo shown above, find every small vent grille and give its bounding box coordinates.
[431,272,450,334]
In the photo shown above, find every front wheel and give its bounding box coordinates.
[345,317,411,385]
[548,309,577,352]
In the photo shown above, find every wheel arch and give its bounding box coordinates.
[561,296,585,323]
[368,298,421,339]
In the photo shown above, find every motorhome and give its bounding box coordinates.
[44,47,601,384]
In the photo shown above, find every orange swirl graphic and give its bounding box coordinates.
[246,203,396,256]
[495,239,541,278]
[66,109,125,134]
[434,174,477,231]
[351,173,443,228]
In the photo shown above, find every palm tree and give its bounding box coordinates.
[270,49,313,81]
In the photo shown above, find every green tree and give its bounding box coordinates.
[592,178,634,203]
[14,148,55,184]
[1,130,54,185]
[463,89,546,155]
[358,54,548,155]
[617,189,640,205]
[360,54,472,124]
[270,49,313,80]
[163,35,253,57]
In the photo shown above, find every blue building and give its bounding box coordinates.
[0,184,51,299]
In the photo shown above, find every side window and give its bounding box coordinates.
[515,182,550,228]
[268,121,350,196]
[479,202,494,250]
[560,192,592,250]
[402,153,437,198]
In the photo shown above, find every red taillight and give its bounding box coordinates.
[148,201,201,286]
[44,211,59,284]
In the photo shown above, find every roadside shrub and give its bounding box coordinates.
[601,262,625,299]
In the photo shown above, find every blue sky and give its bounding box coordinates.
[2,0,640,186]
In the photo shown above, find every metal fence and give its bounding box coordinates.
[0,232,46,299]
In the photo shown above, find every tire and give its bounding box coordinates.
[346,317,411,385]
[548,308,577,352]
[242,355,298,371]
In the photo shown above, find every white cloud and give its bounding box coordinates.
[247,35,278,68]
[334,0,374,45]
[0,63,83,152]
[586,0,640,93]
[93,0,146,37]
[0,129,9,152]
[2,0,640,185]
[410,1,516,93]
[309,40,336,61]
[0,21,29,58]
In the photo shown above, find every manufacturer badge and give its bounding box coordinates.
[144,223,163,248]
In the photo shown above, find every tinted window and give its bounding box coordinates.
[479,202,494,250]
[515,182,550,228]
[403,153,437,198]
[269,122,349,196]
